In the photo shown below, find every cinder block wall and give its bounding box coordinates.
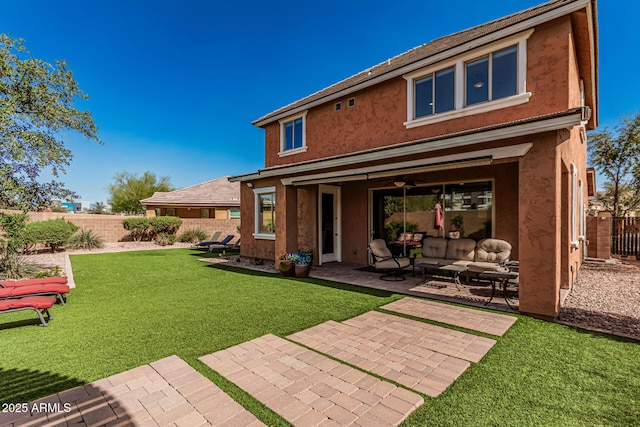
[586,215,611,259]
[0,210,240,242]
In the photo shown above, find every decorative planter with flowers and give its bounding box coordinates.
[279,249,313,278]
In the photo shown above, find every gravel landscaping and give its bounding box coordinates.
[20,243,640,340]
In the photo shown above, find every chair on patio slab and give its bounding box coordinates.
[368,239,411,281]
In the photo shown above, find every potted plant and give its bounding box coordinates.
[449,215,464,239]
[293,249,313,278]
[278,253,295,277]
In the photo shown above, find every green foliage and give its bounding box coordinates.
[0,212,29,278]
[155,232,176,246]
[88,202,108,214]
[0,34,101,210]
[122,218,150,241]
[384,221,418,242]
[588,112,640,216]
[108,171,174,215]
[450,214,465,236]
[178,228,208,243]
[122,216,182,242]
[24,218,78,252]
[67,229,104,250]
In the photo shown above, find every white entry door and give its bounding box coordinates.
[318,185,341,264]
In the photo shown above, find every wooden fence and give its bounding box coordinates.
[611,216,640,257]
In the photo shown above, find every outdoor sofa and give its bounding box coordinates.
[420,236,512,273]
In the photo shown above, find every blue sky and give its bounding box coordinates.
[1,0,636,203]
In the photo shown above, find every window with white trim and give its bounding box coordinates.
[253,187,276,239]
[279,112,307,156]
[229,208,240,219]
[570,164,579,249]
[404,30,532,128]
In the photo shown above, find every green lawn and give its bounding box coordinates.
[1,249,638,426]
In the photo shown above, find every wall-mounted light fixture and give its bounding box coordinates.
[246,182,254,188]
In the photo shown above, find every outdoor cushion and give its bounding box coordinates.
[0,296,55,326]
[0,283,69,305]
[422,237,448,259]
[445,238,476,261]
[1,276,68,287]
[474,238,512,263]
[369,239,394,262]
[375,257,411,269]
[468,261,509,273]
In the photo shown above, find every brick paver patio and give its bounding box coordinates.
[0,355,264,427]
[382,297,517,336]
[199,334,424,427]
[288,311,495,397]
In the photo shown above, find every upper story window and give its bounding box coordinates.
[415,66,455,118]
[279,111,307,157]
[404,30,532,129]
[465,45,518,106]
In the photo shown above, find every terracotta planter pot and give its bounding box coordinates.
[278,260,295,277]
[294,264,311,278]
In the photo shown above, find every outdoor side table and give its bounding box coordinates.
[479,271,520,309]
[438,264,468,291]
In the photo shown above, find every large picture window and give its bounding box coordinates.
[253,187,276,239]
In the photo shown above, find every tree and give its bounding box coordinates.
[88,201,108,214]
[0,34,101,210]
[108,171,173,215]
[588,112,640,216]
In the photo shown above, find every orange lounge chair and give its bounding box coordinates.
[0,296,55,326]
[0,283,70,305]
[1,276,68,287]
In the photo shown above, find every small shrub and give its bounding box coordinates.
[155,232,176,246]
[178,228,208,243]
[35,266,63,278]
[149,216,182,240]
[122,218,151,241]
[24,219,79,252]
[67,229,105,250]
[384,221,418,242]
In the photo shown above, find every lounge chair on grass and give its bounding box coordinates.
[208,238,240,252]
[191,231,221,247]
[195,234,234,249]
[0,283,70,305]
[0,296,55,326]
[1,276,68,287]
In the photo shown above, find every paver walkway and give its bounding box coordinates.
[289,311,495,397]
[199,334,424,427]
[382,297,517,336]
[1,355,264,427]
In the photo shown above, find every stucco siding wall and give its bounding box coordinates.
[263,17,574,168]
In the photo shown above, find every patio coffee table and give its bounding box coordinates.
[415,263,467,290]
[479,271,519,309]
[438,264,468,291]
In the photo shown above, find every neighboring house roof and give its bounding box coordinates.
[253,0,597,127]
[140,176,240,207]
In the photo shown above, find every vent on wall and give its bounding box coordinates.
[348,98,355,107]
[335,102,342,111]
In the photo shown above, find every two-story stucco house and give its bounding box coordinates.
[230,0,598,319]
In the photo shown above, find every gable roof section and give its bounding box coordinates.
[253,0,596,127]
[140,176,240,207]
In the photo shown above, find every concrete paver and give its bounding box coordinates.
[0,355,265,427]
[200,334,424,427]
[382,297,517,336]
[288,311,493,397]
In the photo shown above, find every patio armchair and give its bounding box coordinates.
[368,239,411,281]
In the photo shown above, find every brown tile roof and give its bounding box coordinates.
[140,176,240,207]
[254,0,589,126]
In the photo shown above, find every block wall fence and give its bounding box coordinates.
[0,210,240,242]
